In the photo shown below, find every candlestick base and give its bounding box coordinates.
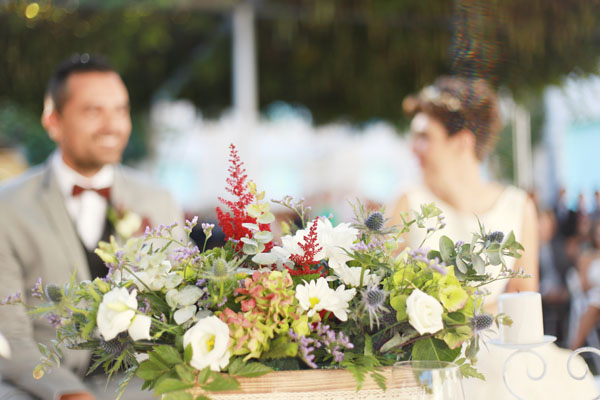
[489,335,556,399]
[489,335,557,350]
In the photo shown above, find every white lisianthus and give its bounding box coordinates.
[133,261,173,292]
[334,265,381,288]
[295,277,356,321]
[97,287,151,341]
[406,289,444,335]
[166,285,205,325]
[183,316,230,371]
[0,331,11,359]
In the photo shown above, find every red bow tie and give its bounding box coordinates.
[71,184,111,200]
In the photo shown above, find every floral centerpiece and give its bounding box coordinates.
[2,144,525,399]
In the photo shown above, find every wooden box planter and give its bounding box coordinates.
[185,367,421,400]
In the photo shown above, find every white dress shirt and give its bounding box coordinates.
[51,152,115,250]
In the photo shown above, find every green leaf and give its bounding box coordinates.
[184,344,193,364]
[227,357,244,376]
[439,236,455,262]
[175,364,196,384]
[411,337,461,362]
[161,391,193,400]
[154,378,194,395]
[459,362,485,380]
[154,345,183,366]
[390,294,408,322]
[471,254,485,275]
[261,335,298,359]
[197,367,211,385]
[137,360,168,380]
[203,374,240,392]
[486,244,502,266]
[455,257,468,274]
[234,362,273,378]
[149,352,170,370]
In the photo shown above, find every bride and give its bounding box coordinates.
[390,76,598,399]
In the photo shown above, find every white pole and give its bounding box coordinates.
[512,103,533,189]
[232,1,258,124]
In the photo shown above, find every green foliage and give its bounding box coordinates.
[340,352,389,391]
[411,337,461,362]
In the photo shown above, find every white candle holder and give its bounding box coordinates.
[489,335,556,400]
[568,346,600,400]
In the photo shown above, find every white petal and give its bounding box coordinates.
[0,332,11,359]
[177,286,204,306]
[175,305,197,325]
[129,314,152,341]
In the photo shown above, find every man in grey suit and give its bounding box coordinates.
[0,54,184,400]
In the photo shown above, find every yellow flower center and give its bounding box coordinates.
[309,297,320,308]
[206,334,216,352]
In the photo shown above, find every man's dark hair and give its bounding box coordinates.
[46,53,116,113]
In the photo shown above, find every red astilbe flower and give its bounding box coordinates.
[286,218,325,277]
[216,144,273,253]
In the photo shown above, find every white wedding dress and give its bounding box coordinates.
[404,185,599,400]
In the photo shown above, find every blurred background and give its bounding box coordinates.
[3,0,600,354]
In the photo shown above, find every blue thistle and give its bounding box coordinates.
[471,313,494,332]
[44,284,63,303]
[361,285,388,329]
[487,231,504,243]
[364,212,384,232]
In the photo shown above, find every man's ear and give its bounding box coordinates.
[41,97,60,142]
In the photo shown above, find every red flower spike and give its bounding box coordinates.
[216,144,274,253]
[286,218,325,277]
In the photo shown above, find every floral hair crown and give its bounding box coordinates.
[419,85,462,112]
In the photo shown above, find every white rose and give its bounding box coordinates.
[406,289,444,335]
[97,287,151,341]
[183,316,230,372]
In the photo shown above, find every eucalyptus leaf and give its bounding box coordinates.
[257,213,275,224]
[254,231,273,243]
[439,236,455,262]
[455,257,468,274]
[471,254,485,275]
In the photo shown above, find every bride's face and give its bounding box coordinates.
[410,112,455,175]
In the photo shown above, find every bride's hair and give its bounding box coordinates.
[403,76,502,160]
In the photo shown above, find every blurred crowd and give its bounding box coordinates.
[537,187,600,350]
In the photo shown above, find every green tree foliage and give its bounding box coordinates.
[1,0,599,163]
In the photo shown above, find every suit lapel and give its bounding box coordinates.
[38,163,90,281]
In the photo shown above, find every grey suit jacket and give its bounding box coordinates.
[0,160,184,399]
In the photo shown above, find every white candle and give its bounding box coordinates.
[498,292,544,344]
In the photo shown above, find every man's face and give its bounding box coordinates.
[48,71,131,176]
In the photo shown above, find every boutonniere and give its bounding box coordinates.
[108,205,152,239]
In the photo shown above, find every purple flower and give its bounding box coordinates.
[1,291,22,305]
[45,313,62,328]
[31,277,43,299]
